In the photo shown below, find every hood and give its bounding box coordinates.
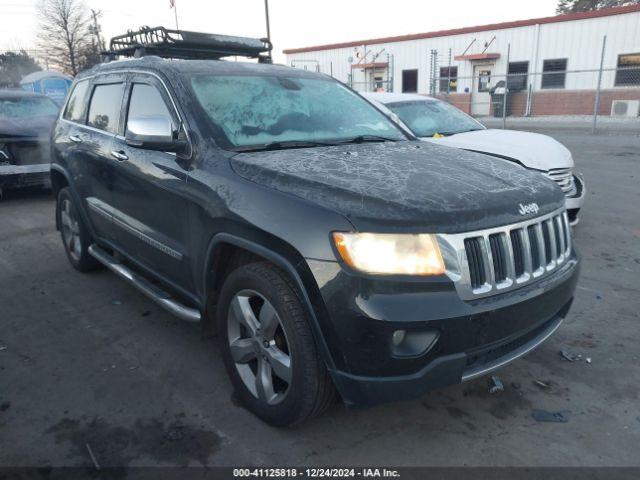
[422,129,573,172]
[230,141,564,233]
[0,115,56,141]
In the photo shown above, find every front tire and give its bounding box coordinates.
[57,187,100,272]
[218,262,335,426]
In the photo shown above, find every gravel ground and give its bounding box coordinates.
[0,131,639,468]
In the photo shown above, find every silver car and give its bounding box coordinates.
[363,92,586,225]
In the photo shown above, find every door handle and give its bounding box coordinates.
[69,135,82,143]
[110,150,129,161]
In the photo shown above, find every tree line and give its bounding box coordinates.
[556,0,639,13]
[1,0,102,87]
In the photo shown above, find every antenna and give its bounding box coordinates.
[264,0,273,60]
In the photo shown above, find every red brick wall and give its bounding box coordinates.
[490,89,640,116]
[498,91,528,116]
[436,93,472,114]
[441,89,639,116]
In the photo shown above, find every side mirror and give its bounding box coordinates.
[125,115,184,152]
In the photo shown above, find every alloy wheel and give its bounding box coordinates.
[60,198,82,262]
[227,289,292,405]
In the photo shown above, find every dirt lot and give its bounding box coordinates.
[0,132,639,468]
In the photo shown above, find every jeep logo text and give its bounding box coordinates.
[518,202,539,216]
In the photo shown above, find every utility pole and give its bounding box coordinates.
[264,0,271,44]
[173,2,179,30]
[89,9,105,51]
[592,35,607,134]
[263,0,273,61]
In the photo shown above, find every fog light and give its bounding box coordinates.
[391,329,440,358]
[392,329,406,347]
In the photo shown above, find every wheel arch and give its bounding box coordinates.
[50,164,98,243]
[50,165,71,231]
[203,231,337,371]
[50,165,69,197]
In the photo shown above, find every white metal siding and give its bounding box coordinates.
[284,11,640,93]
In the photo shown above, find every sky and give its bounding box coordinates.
[1,0,559,63]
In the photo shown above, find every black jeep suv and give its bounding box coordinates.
[51,55,580,426]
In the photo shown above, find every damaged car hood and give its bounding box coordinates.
[231,141,564,233]
[0,115,56,141]
[421,129,573,172]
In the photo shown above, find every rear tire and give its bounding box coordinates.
[218,261,335,426]
[57,187,100,272]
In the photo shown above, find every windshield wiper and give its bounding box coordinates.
[434,128,484,137]
[334,135,398,144]
[231,140,337,152]
[231,135,398,152]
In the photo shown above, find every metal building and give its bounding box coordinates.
[283,5,640,117]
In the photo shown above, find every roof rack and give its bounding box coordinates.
[102,26,273,63]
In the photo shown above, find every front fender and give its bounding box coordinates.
[203,232,338,370]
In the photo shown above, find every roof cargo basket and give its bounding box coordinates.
[103,26,273,63]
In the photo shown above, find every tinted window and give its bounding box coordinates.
[127,83,174,129]
[87,83,124,133]
[542,59,567,89]
[402,69,418,93]
[63,81,89,122]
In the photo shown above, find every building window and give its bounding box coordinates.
[507,61,529,91]
[439,67,458,93]
[402,69,418,93]
[615,53,640,86]
[541,59,567,89]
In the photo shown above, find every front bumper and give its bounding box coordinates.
[0,164,51,189]
[308,250,580,406]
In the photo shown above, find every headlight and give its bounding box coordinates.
[332,232,445,276]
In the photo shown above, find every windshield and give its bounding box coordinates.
[0,96,59,119]
[386,100,483,137]
[190,74,406,149]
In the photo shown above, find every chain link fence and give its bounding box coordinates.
[347,76,394,93]
[290,39,639,133]
[430,48,640,133]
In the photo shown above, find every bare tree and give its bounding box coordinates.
[36,0,93,76]
[0,51,42,88]
[557,0,639,13]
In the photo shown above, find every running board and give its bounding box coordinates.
[88,244,201,322]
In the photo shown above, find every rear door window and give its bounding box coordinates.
[87,83,124,134]
[63,81,90,123]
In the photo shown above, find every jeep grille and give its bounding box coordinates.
[437,208,572,300]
